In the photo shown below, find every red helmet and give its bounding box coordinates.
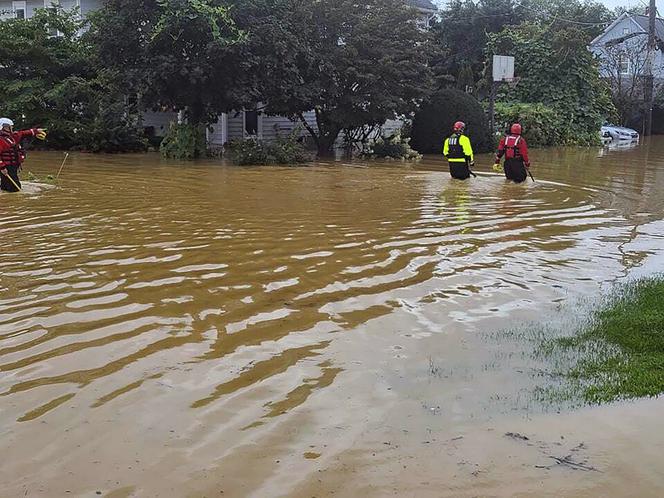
[510,123,522,135]
[453,121,465,132]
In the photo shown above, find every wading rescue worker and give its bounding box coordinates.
[494,123,530,183]
[0,118,46,192]
[443,121,475,180]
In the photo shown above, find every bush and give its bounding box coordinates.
[362,131,422,160]
[227,138,271,165]
[227,131,310,165]
[493,102,561,147]
[160,123,208,159]
[79,91,148,153]
[0,9,148,153]
[270,132,310,164]
[410,88,493,154]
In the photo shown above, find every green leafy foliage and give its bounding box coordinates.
[494,102,561,147]
[145,0,246,123]
[228,139,270,166]
[89,0,246,158]
[269,133,310,165]
[410,88,493,154]
[0,8,146,152]
[160,123,208,160]
[45,73,147,153]
[433,0,613,86]
[1,0,616,157]
[227,131,310,166]
[81,89,147,153]
[247,0,433,156]
[363,131,422,160]
[488,23,615,146]
[25,171,56,184]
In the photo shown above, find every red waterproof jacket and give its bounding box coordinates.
[0,129,38,169]
[496,134,530,167]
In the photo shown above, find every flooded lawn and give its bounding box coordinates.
[2,140,664,497]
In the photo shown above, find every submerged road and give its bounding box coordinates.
[1,140,663,496]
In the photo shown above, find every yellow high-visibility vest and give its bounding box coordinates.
[443,133,474,163]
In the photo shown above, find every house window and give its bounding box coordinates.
[12,1,27,19]
[243,103,264,138]
[619,59,630,75]
[245,110,259,136]
[416,14,434,30]
[622,27,630,35]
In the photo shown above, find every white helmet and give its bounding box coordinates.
[0,118,14,128]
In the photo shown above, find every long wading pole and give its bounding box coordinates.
[57,152,70,179]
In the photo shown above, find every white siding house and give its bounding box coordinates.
[0,0,100,19]
[589,13,664,128]
[590,13,664,80]
[225,108,319,142]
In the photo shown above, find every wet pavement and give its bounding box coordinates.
[1,140,664,497]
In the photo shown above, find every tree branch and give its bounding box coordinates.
[297,112,318,145]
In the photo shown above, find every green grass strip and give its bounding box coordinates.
[553,276,664,404]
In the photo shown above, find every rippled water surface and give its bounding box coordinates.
[2,141,664,497]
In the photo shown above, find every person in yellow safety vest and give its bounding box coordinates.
[443,121,475,180]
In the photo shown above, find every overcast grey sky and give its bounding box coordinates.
[601,0,650,9]
[432,0,656,12]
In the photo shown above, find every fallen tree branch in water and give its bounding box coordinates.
[548,454,601,472]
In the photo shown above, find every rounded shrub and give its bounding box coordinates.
[411,88,493,154]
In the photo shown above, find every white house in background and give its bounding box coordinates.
[0,0,437,148]
[0,0,100,19]
[589,12,664,79]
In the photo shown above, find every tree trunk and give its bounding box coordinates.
[312,108,340,157]
[317,138,336,157]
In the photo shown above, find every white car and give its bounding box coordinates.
[601,124,639,143]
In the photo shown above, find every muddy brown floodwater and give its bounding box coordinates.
[2,140,664,497]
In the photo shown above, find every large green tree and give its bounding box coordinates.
[0,7,145,151]
[433,0,519,88]
[244,0,433,156]
[487,23,615,145]
[88,0,247,157]
[433,0,613,90]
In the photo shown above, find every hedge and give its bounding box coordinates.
[410,88,493,154]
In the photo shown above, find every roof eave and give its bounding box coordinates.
[590,12,629,46]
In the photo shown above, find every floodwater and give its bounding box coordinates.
[1,140,664,497]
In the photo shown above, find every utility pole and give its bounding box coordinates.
[644,0,657,136]
[488,81,498,137]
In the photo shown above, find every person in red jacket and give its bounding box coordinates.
[494,123,531,183]
[0,117,47,192]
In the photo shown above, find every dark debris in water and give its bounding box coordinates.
[504,432,530,441]
[546,454,601,473]
[506,431,601,473]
